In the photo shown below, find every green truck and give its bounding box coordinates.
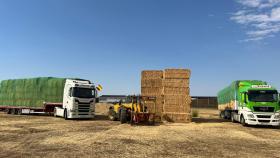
[218,80,280,126]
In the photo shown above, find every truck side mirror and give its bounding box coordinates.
[244,92,247,104]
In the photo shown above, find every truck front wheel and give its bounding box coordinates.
[231,112,237,123]
[240,115,247,126]
[64,109,68,120]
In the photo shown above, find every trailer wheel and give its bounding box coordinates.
[240,115,247,126]
[225,110,231,119]
[64,109,68,120]
[17,109,22,115]
[120,108,127,124]
[6,109,12,114]
[219,111,225,119]
[11,109,16,115]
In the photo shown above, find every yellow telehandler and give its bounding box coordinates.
[108,96,156,125]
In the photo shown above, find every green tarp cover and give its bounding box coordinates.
[0,77,66,107]
[217,80,266,105]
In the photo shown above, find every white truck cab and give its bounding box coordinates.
[54,79,97,119]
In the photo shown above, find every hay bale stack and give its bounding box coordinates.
[162,69,191,122]
[141,70,164,116]
[141,68,192,123]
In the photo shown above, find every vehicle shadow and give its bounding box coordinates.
[192,117,231,123]
[247,125,280,129]
[94,115,109,121]
[69,114,109,121]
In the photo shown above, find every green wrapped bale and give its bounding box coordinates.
[0,77,66,107]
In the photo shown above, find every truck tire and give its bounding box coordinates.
[120,108,127,124]
[231,112,237,123]
[108,109,117,121]
[219,111,225,119]
[17,109,22,115]
[54,108,57,117]
[7,109,12,114]
[11,109,16,115]
[225,110,231,119]
[14,109,19,115]
[64,109,69,120]
[240,115,247,126]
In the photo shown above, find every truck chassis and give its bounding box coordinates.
[221,108,280,126]
[0,102,63,115]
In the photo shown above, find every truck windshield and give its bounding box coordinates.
[72,87,95,98]
[248,90,278,102]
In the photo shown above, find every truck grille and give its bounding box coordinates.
[256,115,271,119]
[78,103,90,115]
[258,120,270,123]
[253,106,274,112]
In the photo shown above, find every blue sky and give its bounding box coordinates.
[0,0,280,96]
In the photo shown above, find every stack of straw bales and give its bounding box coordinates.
[141,70,164,117]
[0,77,66,107]
[141,69,191,123]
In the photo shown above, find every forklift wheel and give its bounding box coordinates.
[108,109,117,121]
[120,108,127,124]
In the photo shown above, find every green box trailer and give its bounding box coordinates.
[217,80,280,126]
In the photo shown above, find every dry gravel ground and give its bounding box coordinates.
[0,108,280,158]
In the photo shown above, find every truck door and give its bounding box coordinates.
[241,92,248,108]
[63,84,72,109]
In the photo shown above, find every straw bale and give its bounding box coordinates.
[162,112,192,123]
[163,105,191,113]
[163,79,189,88]
[144,97,163,116]
[141,70,163,80]
[218,100,235,111]
[141,87,163,96]
[164,69,191,79]
[164,95,191,105]
[141,79,163,88]
[164,87,190,95]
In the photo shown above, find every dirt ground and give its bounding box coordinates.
[0,107,280,158]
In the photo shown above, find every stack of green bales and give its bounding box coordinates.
[0,77,66,107]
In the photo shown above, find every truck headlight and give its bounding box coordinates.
[275,115,280,119]
[247,114,255,118]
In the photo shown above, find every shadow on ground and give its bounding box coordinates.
[192,117,231,123]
